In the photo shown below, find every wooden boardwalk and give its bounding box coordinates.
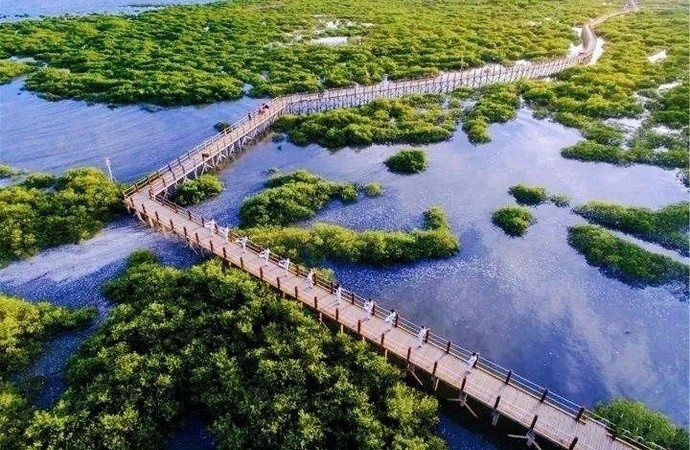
[122,3,659,449]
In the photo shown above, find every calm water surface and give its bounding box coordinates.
[0,74,688,450]
[1,0,219,21]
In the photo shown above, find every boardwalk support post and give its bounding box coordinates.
[223,247,227,260]
[432,361,438,376]
[240,257,244,269]
[294,286,299,298]
[314,296,318,309]
[209,240,214,253]
[357,320,362,335]
[277,277,281,289]
[335,308,339,322]
[569,437,578,450]
[530,415,538,431]
[380,333,385,346]
[406,347,411,362]
[259,267,263,280]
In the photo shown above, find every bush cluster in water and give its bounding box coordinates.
[567,224,689,287]
[0,167,123,266]
[170,173,224,206]
[0,257,447,449]
[492,205,535,237]
[462,83,520,144]
[384,149,428,174]
[247,207,459,266]
[574,200,689,256]
[508,184,548,206]
[239,170,359,227]
[363,182,384,197]
[273,95,460,148]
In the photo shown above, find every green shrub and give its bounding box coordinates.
[492,205,535,236]
[273,96,459,148]
[549,194,570,208]
[0,167,123,266]
[567,224,689,286]
[10,259,447,449]
[508,184,548,205]
[462,83,520,144]
[561,140,623,164]
[384,149,428,174]
[573,201,689,255]
[247,208,459,266]
[0,60,35,84]
[171,173,224,206]
[0,163,21,178]
[126,249,159,267]
[363,182,383,197]
[21,173,57,189]
[240,170,358,227]
[594,399,689,450]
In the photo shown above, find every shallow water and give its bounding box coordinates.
[0,0,218,22]
[1,75,688,449]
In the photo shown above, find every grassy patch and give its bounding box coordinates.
[0,60,35,84]
[567,224,689,287]
[384,149,428,174]
[492,205,535,237]
[462,83,520,143]
[573,201,689,255]
[363,182,383,197]
[170,173,224,206]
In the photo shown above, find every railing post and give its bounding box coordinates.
[259,267,264,280]
[406,347,411,361]
[380,333,385,346]
[195,233,200,245]
[493,396,501,410]
[335,308,339,322]
[209,240,214,253]
[357,320,362,334]
[505,370,512,385]
[568,437,578,450]
[394,314,399,328]
[240,257,244,269]
[460,377,466,393]
[201,217,205,227]
[540,388,548,403]
[313,296,318,309]
[154,211,160,222]
[575,407,585,422]
[223,247,227,260]
[187,211,192,220]
[350,292,355,304]
[169,219,174,229]
[294,286,299,298]
[432,361,438,376]
[277,277,281,289]
[183,226,188,238]
[530,415,538,431]
[445,341,451,353]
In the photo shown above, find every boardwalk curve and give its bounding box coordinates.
[122,3,668,450]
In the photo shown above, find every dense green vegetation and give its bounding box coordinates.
[594,399,689,450]
[0,0,616,105]
[0,293,95,447]
[170,173,224,206]
[274,95,460,148]
[567,224,689,287]
[0,255,446,449]
[491,206,535,237]
[574,201,689,255]
[521,6,689,169]
[508,184,548,205]
[0,293,95,378]
[384,149,428,174]
[462,83,520,143]
[0,60,35,84]
[239,170,358,227]
[0,167,123,266]
[363,182,383,197]
[247,207,459,266]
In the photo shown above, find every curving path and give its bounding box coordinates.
[123,3,663,450]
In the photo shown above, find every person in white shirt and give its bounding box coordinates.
[385,309,397,331]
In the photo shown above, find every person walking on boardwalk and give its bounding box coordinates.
[259,247,271,266]
[236,235,248,253]
[385,309,397,332]
[335,283,342,304]
[278,257,290,275]
[466,352,479,374]
[220,227,229,241]
[364,299,375,320]
[307,268,315,289]
[417,326,429,347]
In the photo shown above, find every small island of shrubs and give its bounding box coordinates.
[0,167,122,266]
[239,170,358,228]
[170,173,224,206]
[492,205,535,237]
[574,201,689,256]
[384,149,428,174]
[508,184,548,205]
[567,224,689,287]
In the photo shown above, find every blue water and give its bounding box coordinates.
[1,72,688,450]
[0,0,219,22]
